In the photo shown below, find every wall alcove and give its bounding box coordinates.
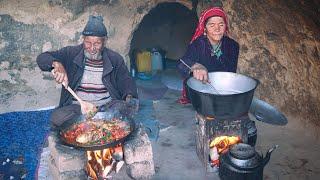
[129,2,198,73]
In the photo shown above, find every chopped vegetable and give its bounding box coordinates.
[62,118,131,146]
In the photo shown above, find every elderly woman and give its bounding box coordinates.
[177,7,239,104]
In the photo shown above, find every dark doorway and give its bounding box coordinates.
[130,2,198,72]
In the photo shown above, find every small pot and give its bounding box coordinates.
[219,143,278,180]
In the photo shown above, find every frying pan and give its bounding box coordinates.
[58,110,136,151]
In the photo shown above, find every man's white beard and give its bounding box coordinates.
[84,50,102,60]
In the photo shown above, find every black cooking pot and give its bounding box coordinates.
[186,72,259,119]
[58,111,136,151]
[219,143,278,180]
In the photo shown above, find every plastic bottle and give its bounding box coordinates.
[151,51,163,71]
[131,68,136,77]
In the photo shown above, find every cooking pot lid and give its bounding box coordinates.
[230,143,255,160]
[249,97,288,126]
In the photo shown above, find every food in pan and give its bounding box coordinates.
[61,118,131,146]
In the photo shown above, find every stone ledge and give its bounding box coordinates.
[48,132,86,172]
[126,161,155,180]
[48,155,87,180]
[124,125,154,164]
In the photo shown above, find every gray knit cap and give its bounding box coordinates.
[82,15,107,37]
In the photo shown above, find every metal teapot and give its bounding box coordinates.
[219,143,278,180]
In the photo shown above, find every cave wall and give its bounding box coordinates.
[224,0,320,126]
[0,0,319,127]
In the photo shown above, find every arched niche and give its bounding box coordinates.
[128,2,198,72]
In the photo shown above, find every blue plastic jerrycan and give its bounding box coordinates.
[151,51,163,71]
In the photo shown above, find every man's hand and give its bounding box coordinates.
[125,94,139,112]
[52,61,68,85]
[191,63,209,83]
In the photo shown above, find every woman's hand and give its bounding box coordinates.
[52,61,68,85]
[191,63,209,83]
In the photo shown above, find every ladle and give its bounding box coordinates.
[179,59,221,95]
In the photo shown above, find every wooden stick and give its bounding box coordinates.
[62,82,84,103]
[51,70,84,103]
[179,59,221,95]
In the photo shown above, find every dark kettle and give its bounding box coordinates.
[219,143,278,180]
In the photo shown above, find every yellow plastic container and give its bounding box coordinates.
[136,51,152,72]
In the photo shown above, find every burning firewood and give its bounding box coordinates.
[209,136,241,167]
[86,145,124,179]
[209,146,219,166]
[102,161,114,177]
[209,136,241,153]
[116,161,124,173]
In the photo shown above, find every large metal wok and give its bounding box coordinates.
[186,72,259,119]
[58,110,136,151]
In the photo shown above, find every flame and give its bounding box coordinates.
[86,145,123,179]
[209,136,241,153]
[209,136,241,166]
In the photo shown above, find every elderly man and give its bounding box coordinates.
[37,15,138,127]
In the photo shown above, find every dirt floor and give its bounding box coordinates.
[151,89,320,180]
[152,89,219,179]
[38,69,320,179]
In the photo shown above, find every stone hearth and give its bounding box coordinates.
[46,125,155,179]
[195,112,249,173]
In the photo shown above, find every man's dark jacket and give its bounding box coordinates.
[37,44,138,107]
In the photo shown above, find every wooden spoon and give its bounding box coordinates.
[51,70,97,117]
[61,82,98,117]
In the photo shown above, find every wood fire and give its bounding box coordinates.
[86,145,124,179]
[209,136,241,167]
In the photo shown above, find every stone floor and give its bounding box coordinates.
[39,64,320,180]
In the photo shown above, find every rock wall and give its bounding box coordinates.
[225,0,320,126]
[0,0,319,127]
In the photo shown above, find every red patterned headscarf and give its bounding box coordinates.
[191,7,228,43]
